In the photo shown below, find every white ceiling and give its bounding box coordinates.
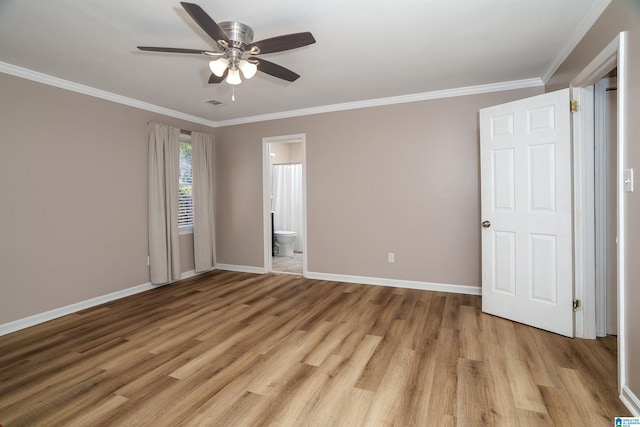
[0,0,610,125]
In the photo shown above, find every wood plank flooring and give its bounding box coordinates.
[0,270,630,426]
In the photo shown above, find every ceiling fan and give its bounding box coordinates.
[138,2,316,86]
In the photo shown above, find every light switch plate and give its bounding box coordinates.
[624,168,634,192]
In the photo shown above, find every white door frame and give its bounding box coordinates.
[571,84,596,339]
[594,76,617,337]
[262,133,308,276]
[570,32,626,396]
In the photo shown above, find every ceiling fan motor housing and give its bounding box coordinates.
[219,21,254,48]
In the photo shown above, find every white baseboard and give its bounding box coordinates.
[305,271,481,295]
[180,269,199,279]
[215,264,266,274]
[1,267,478,336]
[0,282,154,336]
[0,269,197,337]
[621,385,640,417]
[213,265,481,296]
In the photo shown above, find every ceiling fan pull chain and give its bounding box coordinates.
[232,85,236,102]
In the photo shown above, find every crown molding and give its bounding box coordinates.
[213,78,544,127]
[0,61,217,127]
[2,60,543,129]
[541,0,612,83]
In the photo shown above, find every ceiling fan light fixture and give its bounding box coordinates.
[226,68,242,85]
[239,59,257,79]
[209,58,229,77]
[138,3,316,87]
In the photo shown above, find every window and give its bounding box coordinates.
[178,135,193,229]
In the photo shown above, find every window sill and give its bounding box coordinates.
[179,225,194,235]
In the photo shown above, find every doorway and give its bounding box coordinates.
[262,134,307,276]
[570,32,627,399]
[479,35,625,337]
[595,75,618,337]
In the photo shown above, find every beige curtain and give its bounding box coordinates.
[192,131,216,272]
[148,122,181,284]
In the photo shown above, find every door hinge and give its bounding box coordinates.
[572,299,581,312]
[570,100,578,112]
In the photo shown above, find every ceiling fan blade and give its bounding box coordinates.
[208,69,228,84]
[247,32,315,54]
[180,2,230,45]
[138,46,207,54]
[252,57,300,82]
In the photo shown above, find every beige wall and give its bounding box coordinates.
[270,140,302,165]
[2,4,637,405]
[289,141,302,164]
[0,73,212,324]
[546,0,640,408]
[270,141,291,164]
[546,0,640,91]
[215,87,542,286]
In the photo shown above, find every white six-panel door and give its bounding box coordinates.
[480,89,573,337]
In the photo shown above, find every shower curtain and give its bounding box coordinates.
[272,163,304,253]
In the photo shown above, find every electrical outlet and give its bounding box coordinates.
[388,253,395,263]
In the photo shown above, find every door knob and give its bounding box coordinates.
[482,220,491,228]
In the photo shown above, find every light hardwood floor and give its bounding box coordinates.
[0,271,630,426]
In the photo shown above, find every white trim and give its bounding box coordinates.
[305,271,481,295]
[262,134,308,277]
[571,35,620,88]
[594,79,607,337]
[180,269,199,280]
[617,31,628,400]
[570,38,616,337]
[215,78,544,127]
[594,77,617,337]
[570,32,630,410]
[0,269,199,336]
[621,385,640,417]
[541,0,612,83]
[594,78,607,337]
[3,60,542,129]
[0,282,156,336]
[301,139,308,277]
[214,263,266,274]
[571,85,596,339]
[0,61,217,128]
[262,140,273,274]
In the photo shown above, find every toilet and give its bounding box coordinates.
[274,231,296,256]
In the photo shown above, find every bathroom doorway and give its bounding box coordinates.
[262,134,307,275]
